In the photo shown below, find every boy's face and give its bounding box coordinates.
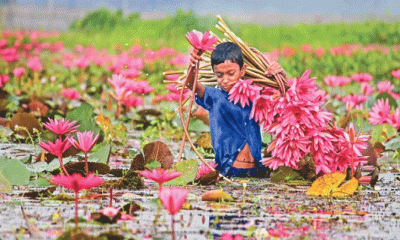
[214,60,246,92]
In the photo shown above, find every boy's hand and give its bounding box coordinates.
[190,48,203,66]
[265,62,286,78]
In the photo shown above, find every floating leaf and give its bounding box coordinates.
[0,156,31,186]
[271,166,304,183]
[0,171,11,193]
[331,178,359,197]
[188,119,210,132]
[201,189,234,202]
[66,102,102,136]
[120,201,142,214]
[195,170,220,185]
[23,186,56,199]
[143,141,174,169]
[165,159,198,186]
[145,160,162,169]
[130,153,145,171]
[371,124,397,143]
[10,112,42,137]
[64,162,110,175]
[307,172,346,196]
[91,142,112,164]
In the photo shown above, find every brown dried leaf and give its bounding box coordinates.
[195,170,219,185]
[298,153,316,181]
[64,162,110,175]
[143,141,173,169]
[10,112,42,137]
[130,153,145,171]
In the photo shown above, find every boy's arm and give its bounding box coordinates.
[186,48,205,98]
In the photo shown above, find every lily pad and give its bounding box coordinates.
[165,159,198,186]
[0,156,31,186]
[371,124,397,143]
[64,162,110,175]
[10,112,42,138]
[307,172,359,197]
[66,102,102,136]
[0,171,11,193]
[91,142,112,164]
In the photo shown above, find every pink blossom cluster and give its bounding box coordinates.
[108,74,151,109]
[228,70,369,174]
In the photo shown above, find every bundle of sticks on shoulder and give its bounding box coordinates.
[164,15,290,97]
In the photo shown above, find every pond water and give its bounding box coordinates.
[1,143,400,239]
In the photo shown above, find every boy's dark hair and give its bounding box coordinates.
[211,42,244,69]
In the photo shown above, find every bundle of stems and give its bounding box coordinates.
[164,15,290,94]
[163,16,289,183]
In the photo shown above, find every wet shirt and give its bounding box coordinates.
[195,85,262,177]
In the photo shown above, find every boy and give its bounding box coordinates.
[186,42,285,177]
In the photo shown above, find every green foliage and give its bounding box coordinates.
[371,124,398,142]
[165,159,198,186]
[376,93,398,108]
[70,8,140,32]
[66,103,102,136]
[90,142,112,164]
[0,156,31,186]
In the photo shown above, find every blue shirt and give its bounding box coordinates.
[195,85,262,177]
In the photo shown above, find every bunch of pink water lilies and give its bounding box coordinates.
[39,118,103,227]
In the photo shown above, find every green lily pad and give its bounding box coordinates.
[165,159,198,186]
[0,156,31,186]
[371,124,397,143]
[66,103,102,136]
[0,171,11,193]
[90,142,111,164]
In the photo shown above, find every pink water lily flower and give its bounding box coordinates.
[43,118,80,135]
[52,173,103,227]
[368,98,391,125]
[186,30,218,51]
[351,73,373,82]
[139,169,182,188]
[27,56,42,72]
[196,162,218,179]
[39,138,72,158]
[69,130,99,153]
[361,82,375,96]
[392,69,400,80]
[159,187,188,215]
[69,130,99,175]
[228,79,262,108]
[39,138,72,175]
[61,88,81,100]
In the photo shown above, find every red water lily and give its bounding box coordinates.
[52,173,103,227]
[139,169,182,189]
[43,118,80,136]
[185,30,218,51]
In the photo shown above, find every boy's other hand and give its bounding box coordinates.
[190,48,203,66]
[265,62,286,78]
